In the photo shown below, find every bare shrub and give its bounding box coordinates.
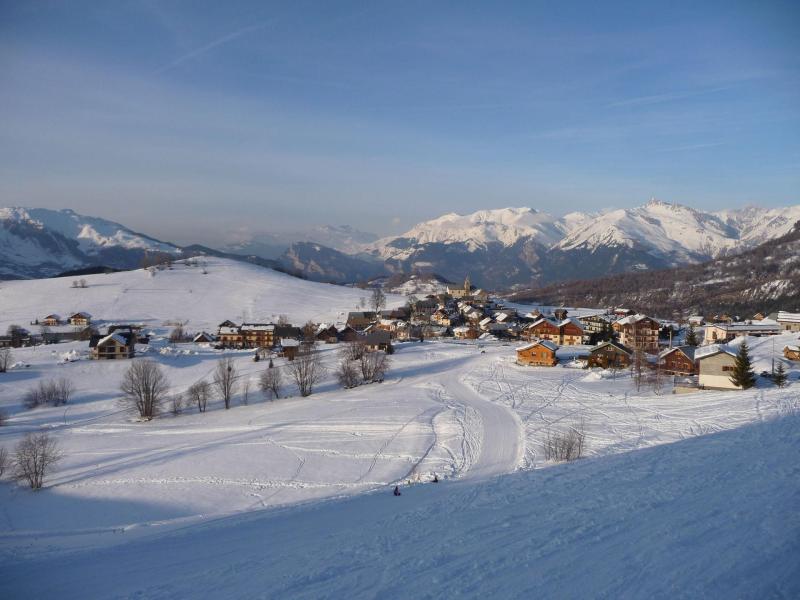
[170,393,185,416]
[0,447,8,477]
[543,422,586,462]
[120,360,169,419]
[24,377,75,409]
[15,432,62,489]
[359,351,390,383]
[288,347,322,397]
[260,366,282,400]
[0,348,13,373]
[169,324,187,343]
[343,340,367,362]
[337,358,360,389]
[188,380,211,412]
[213,357,237,409]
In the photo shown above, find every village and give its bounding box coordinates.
[4,272,799,394]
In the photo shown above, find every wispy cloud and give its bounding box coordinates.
[607,85,734,108]
[155,21,271,75]
[657,141,726,152]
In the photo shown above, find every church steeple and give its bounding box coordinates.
[464,275,471,295]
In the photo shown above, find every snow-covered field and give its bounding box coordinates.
[1,260,798,597]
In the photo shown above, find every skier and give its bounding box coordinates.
[393,485,401,496]
[433,474,439,483]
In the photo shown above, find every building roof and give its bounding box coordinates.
[558,317,585,330]
[659,345,696,360]
[193,332,216,342]
[479,317,493,326]
[92,332,134,348]
[240,323,275,332]
[590,340,633,355]
[777,311,800,324]
[695,344,737,360]
[517,340,558,352]
[362,330,391,345]
[710,322,781,332]
[280,338,300,348]
[615,313,658,326]
[784,344,800,352]
[69,311,91,319]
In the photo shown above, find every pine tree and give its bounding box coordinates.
[684,324,699,347]
[773,361,787,388]
[729,341,756,390]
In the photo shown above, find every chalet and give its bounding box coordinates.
[478,316,493,331]
[696,344,739,390]
[274,325,302,343]
[337,325,361,343]
[41,314,62,327]
[659,346,697,375]
[240,323,275,348]
[558,318,585,345]
[361,330,392,352]
[494,311,516,323]
[217,321,242,347]
[784,345,800,361]
[516,340,558,367]
[347,311,377,330]
[613,308,635,317]
[68,312,92,327]
[315,324,339,344]
[453,325,479,340]
[279,338,301,360]
[687,315,705,326]
[381,307,410,321]
[586,341,633,369]
[431,309,455,327]
[90,331,135,360]
[703,321,781,345]
[193,332,216,344]
[712,314,734,324]
[578,314,613,344]
[412,298,438,317]
[612,314,660,353]
[777,311,800,333]
[524,318,560,343]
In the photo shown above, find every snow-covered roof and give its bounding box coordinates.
[695,344,736,360]
[96,333,130,347]
[710,322,781,332]
[478,332,495,340]
[517,339,558,352]
[659,345,696,360]
[784,344,800,352]
[479,317,493,326]
[280,338,300,347]
[452,326,473,333]
[558,317,584,330]
[615,313,656,326]
[218,326,240,335]
[70,311,91,319]
[241,323,275,332]
[777,311,800,323]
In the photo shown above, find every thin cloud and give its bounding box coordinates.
[658,141,726,152]
[607,85,734,108]
[155,21,271,74]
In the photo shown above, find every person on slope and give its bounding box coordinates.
[393,485,401,496]
[432,474,439,483]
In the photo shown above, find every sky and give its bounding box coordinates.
[1,0,798,245]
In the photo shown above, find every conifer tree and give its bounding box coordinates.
[729,341,756,389]
[773,361,787,388]
[684,324,699,347]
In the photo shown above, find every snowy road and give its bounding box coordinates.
[440,358,525,480]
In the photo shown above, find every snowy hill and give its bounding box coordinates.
[0,257,404,332]
[0,208,182,279]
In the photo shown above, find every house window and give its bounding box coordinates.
[722,366,734,372]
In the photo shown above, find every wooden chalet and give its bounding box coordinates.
[41,314,62,327]
[193,332,216,344]
[347,311,377,330]
[578,314,613,343]
[90,331,135,360]
[524,318,560,343]
[612,314,660,353]
[516,340,558,367]
[279,338,301,360]
[217,321,242,347]
[361,330,392,352]
[524,317,584,345]
[586,341,633,369]
[659,346,697,375]
[315,324,339,343]
[68,312,92,327]
[784,345,800,361]
[337,325,360,343]
[453,325,479,340]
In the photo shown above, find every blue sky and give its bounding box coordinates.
[1,1,798,244]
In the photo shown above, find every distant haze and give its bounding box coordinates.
[1,2,798,245]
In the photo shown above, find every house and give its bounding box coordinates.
[347,311,377,330]
[687,315,705,326]
[659,346,697,375]
[361,330,392,352]
[612,314,660,353]
[696,344,739,390]
[315,324,339,343]
[613,308,635,317]
[586,341,633,369]
[478,316,494,331]
[68,312,92,327]
[279,338,301,360]
[784,345,800,361]
[193,332,216,344]
[90,331,135,360]
[712,314,734,324]
[516,340,558,367]
[524,318,560,343]
[240,323,276,348]
[751,312,766,321]
[337,325,361,343]
[558,318,585,345]
[777,311,800,333]
[453,325,479,340]
[703,321,781,345]
[431,308,454,326]
[274,325,302,343]
[412,298,438,317]
[524,317,584,345]
[447,276,473,300]
[578,314,614,344]
[41,314,62,327]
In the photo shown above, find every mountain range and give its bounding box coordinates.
[2,201,800,288]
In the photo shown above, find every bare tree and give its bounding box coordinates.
[120,360,169,419]
[260,365,283,400]
[242,379,251,405]
[543,420,586,462]
[24,377,75,409]
[359,350,390,383]
[170,393,185,415]
[14,432,63,489]
[302,321,317,343]
[288,346,322,397]
[213,357,237,409]
[188,380,211,412]
[169,324,186,343]
[277,314,290,325]
[343,340,367,362]
[0,447,8,477]
[370,287,386,318]
[630,349,647,392]
[0,348,12,373]
[337,357,360,389]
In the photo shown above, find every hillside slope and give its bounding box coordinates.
[511,221,800,316]
[4,414,798,598]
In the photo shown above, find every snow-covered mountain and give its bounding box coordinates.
[0,208,183,279]
[224,224,378,259]
[353,200,800,289]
